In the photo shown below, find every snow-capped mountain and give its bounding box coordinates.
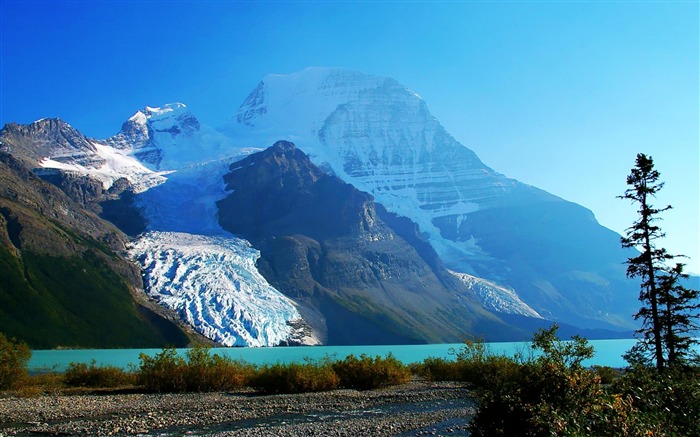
[229,67,639,331]
[105,103,235,171]
[0,119,165,193]
[0,67,643,348]
[216,141,519,344]
[229,68,551,265]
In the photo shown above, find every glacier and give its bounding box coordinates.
[129,231,318,347]
[110,105,323,346]
[449,270,542,319]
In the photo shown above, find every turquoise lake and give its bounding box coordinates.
[28,338,645,372]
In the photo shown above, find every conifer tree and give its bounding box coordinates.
[619,153,699,369]
[658,263,699,366]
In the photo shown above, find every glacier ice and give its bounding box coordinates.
[449,270,542,319]
[129,231,319,347]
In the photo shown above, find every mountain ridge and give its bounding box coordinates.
[0,67,657,347]
[216,140,521,344]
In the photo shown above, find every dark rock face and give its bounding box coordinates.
[217,141,519,344]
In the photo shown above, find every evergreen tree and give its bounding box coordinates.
[619,153,699,369]
[658,263,700,366]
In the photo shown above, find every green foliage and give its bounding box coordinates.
[182,346,254,392]
[412,356,462,381]
[0,332,31,390]
[332,353,411,390]
[0,246,188,348]
[613,365,700,436]
[454,339,523,388]
[64,360,135,388]
[531,326,593,368]
[451,326,659,436]
[590,365,621,385]
[413,339,521,386]
[619,153,700,369]
[137,346,253,393]
[250,360,340,394]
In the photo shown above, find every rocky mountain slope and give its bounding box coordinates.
[217,141,520,344]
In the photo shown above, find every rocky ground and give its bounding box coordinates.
[0,380,474,436]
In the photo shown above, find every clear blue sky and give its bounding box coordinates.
[1,0,698,271]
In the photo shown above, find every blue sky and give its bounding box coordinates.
[1,0,698,271]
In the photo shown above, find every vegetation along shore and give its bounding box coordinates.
[2,324,699,436]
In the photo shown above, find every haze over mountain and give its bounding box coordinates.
[0,67,653,347]
[228,68,640,331]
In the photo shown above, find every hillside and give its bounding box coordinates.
[0,151,189,348]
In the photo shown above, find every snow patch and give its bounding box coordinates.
[39,141,167,192]
[449,270,542,318]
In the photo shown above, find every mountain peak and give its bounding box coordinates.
[0,117,98,166]
[125,102,198,133]
[128,103,191,125]
[106,102,202,169]
[233,67,394,135]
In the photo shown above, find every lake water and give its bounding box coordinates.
[28,338,643,372]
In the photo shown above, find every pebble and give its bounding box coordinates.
[0,381,474,436]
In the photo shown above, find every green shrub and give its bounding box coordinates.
[250,361,340,394]
[612,365,700,436]
[183,346,253,392]
[64,360,135,388]
[415,339,520,386]
[137,346,253,393]
[590,365,621,385]
[454,340,522,388]
[466,326,658,437]
[332,353,411,390]
[138,347,187,392]
[412,357,462,381]
[0,333,31,390]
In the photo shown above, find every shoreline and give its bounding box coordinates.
[0,380,474,436]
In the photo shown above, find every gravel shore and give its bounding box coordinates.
[0,380,474,436]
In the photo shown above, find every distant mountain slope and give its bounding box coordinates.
[0,151,189,348]
[217,141,523,344]
[229,67,640,331]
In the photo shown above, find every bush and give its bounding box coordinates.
[590,365,621,385]
[454,339,522,388]
[137,346,253,393]
[332,353,411,390]
[412,357,462,381]
[612,365,700,436]
[250,360,340,394]
[414,340,520,386]
[138,347,187,392]
[0,333,31,390]
[466,326,657,436]
[183,346,253,392]
[64,360,135,388]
